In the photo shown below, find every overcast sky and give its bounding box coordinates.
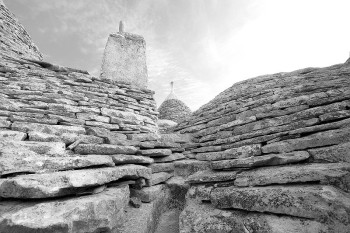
[6,0,350,110]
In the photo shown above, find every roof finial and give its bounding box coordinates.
[170,81,174,93]
[119,21,124,33]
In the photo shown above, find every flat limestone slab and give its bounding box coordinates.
[180,201,341,233]
[0,140,66,156]
[195,144,261,161]
[0,150,114,175]
[0,165,151,198]
[0,186,129,233]
[146,172,172,186]
[74,144,137,155]
[186,170,238,184]
[211,151,310,170]
[210,185,350,225]
[262,128,350,153]
[109,154,154,165]
[11,121,86,135]
[308,142,350,163]
[140,149,172,157]
[153,153,185,163]
[0,130,26,141]
[148,163,174,173]
[234,162,350,192]
[174,160,211,177]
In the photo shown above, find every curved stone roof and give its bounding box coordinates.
[158,82,192,123]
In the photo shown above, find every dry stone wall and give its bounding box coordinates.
[0,1,42,60]
[175,63,350,232]
[158,98,192,123]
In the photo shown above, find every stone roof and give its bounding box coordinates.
[158,82,192,123]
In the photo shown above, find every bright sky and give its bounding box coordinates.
[6,0,350,111]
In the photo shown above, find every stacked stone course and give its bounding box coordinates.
[175,63,350,232]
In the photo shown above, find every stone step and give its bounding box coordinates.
[0,165,151,198]
[0,186,129,233]
[210,185,350,225]
[234,162,350,192]
[211,151,310,170]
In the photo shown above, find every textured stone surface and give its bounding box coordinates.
[0,1,43,60]
[0,130,26,141]
[186,170,238,184]
[262,128,350,153]
[11,122,86,135]
[234,162,350,191]
[180,201,339,233]
[140,149,172,157]
[195,144,261,161]
[158,99,192,123]
[308,142,350,163]
[100,32,148,88]
[109,154,154,165]
[0,165,151,198]
[211,185,350,225]
[74,144,137,155]
[148,163,175,173]
[146,172,172,186]
[0,140,66,156]
[153,153,186,163]
[174,160,211,177]
[212,151,310,170]
[130,184,165,203]
[0,186,129,233]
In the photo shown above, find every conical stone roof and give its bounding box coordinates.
[158,82,192,123]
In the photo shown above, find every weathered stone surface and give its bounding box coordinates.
[148,163,174,173]
[308,142,350,163]
[319,110,350,122]
[262,128,350,153]
[0,149,114,175]
[180,201,339,233]
[211,185,350,225]
[130,184,165,203]
[100,32,148,88]
[146,172,172,186]
[212,151,310,170]
[186,185,215,202]
[0,130,26,141]
[86,126,127,141]
[153,153,186,163]
[0,186,129,233]
[195,144,261,161]
[158,98,192,123]
[74,144,137,155]
[11,121,85,135]
[76,112,110,123]
[186,170,238,184]
[174,160,211,177]
[160,133,192,143]
[140,149,172,157]
[109,154,154,165]
[85,120,119,130]
[0,140,66,156]
[127,133,160,142]
[0,119,11,128]
[234,163,350,192]
[0,165,151,198]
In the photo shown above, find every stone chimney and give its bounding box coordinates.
[100,21,148,88]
